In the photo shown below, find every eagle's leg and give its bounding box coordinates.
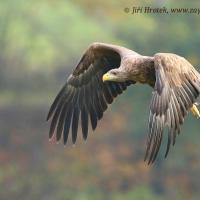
[190,103,200,118]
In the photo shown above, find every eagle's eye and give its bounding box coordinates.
[112,71,117,75]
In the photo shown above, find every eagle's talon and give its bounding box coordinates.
[191,104,200,119]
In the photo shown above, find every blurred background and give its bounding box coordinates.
[0,0,200,199]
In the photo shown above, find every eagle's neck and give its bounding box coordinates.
[143,56,156,87]
[131,56,155,87]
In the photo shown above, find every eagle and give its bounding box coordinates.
[47,42,200,164]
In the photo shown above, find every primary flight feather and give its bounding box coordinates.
[47,42,200,164]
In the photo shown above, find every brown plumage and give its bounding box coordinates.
[47,42,200,164]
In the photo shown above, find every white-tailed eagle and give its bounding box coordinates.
[47,42,200,164]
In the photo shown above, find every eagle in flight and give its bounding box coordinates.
[47,42,200,164]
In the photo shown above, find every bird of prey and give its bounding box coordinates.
[47,42,200,164]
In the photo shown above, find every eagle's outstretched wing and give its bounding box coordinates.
[47,42,136,144]
[145,53,200,164]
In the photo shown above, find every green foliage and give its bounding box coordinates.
[110,186,162,200]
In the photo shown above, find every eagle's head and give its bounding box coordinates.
[102,69,130,82]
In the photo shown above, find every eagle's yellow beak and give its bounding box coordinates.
[102,73,111,82]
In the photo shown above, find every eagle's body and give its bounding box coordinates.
[121,56,155,86]
[47,42,200,164]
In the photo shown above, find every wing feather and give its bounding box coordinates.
[47,42,136,144]
[81,105,89,140]
[72,105,80,144]
[63,105,73,145]
[145,53,200,164]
